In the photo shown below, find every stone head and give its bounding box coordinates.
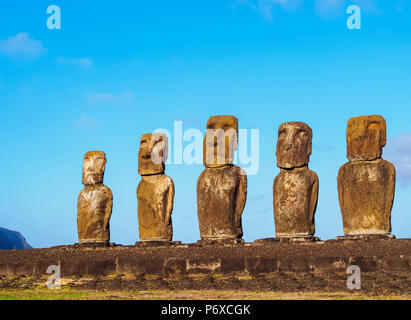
[276,122,312,169]
[346,115,386,161]
[138,133,168,175]
[203,115,238,168]
[82,151,106,186]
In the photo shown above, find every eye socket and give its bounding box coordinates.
[297,130,307,137]
[368,122,380,130]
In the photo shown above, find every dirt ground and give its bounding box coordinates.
[0,270,409,297]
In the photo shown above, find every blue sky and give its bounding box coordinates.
[0,0,410,248]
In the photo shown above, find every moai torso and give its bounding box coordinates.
[137,174,174,241]
[78,185,113,242]
[273,122,318,238]
[197,165,247,239]
[197,115,247,240]
[338,115,396,236]
[273,167,318,237]
[137,133,175,241]
[77,151,113,244]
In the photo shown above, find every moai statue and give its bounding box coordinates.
[197,115,247,241]
[137,133,175,242]
[77,151,113,245]
[338,115,396,237]
[273,122,319,240]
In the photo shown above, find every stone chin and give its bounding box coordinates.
[82,174,104,186]
[276,153,309,169]
[204,162,231,169]
[138,160,165,175]
[347,154,382,162]
[139,168,165,176]
[277,160,308,169]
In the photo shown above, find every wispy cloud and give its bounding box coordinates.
[385,133,411,186]
[54,57,94,68]
[314,0,379,19]
[74,114,98,129]
[235,0,302,21]
[314,0,345,19]
[234,0,379,21]
[0,33,46,59]
[88,90,133,104]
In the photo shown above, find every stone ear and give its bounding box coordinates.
[162,135,169,163]
[308,127,313,156]
[380,124,387,148]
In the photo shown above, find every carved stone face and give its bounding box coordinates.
[82,151,106,186]
[138,133,168,175]
[347,115,386,161]
[203,115,238,168]
[276,122,312,169]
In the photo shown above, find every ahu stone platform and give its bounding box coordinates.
[0,238,410,294]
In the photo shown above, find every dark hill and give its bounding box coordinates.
[0,227,32,250]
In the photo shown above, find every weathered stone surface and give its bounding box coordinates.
[77,151,113,244]
[0,240,410,295]
[137,174,174,241]
[346,115,386,161]
[138,133,168,175]
[273,122,318,238]
[338,159,395,235]
[203,115,238,168]
[197,115,247,240]
[276,122,312,169]
[137,133,174,242]
[338,115,396,236]
[197,165,247,239]
[274,167,318,237]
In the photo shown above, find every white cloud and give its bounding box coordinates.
[74,114,98,129]
[88,90,133,104]
[385,133,411,186]
[0,33,46,59]
[55,57,94,68]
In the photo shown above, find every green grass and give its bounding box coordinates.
[0,288,409,300]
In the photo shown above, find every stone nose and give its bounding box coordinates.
[141,152,151,160]
[283,134,294,150]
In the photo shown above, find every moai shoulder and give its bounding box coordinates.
[273,122,319,239]
[337,115,396,237]
[197,115,247,241]
[77,151,113,244]
[137,133,174,242]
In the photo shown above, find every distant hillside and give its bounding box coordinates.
[0,227,32,250]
